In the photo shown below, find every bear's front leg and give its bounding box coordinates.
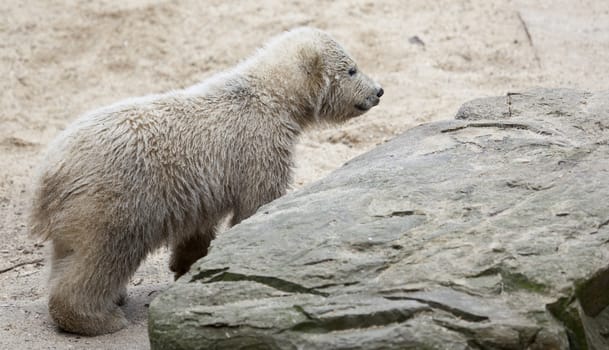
[169,228,216,280]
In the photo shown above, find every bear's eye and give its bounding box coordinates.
[348,67,357,76]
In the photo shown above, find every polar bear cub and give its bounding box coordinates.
[30,27,383,335]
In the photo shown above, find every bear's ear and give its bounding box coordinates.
[298,47,324,82]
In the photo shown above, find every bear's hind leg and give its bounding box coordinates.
[169,227,216,280]
[48,233,148,335]
[48,237,74,284]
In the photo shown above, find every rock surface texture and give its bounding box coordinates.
[149,89,609,350]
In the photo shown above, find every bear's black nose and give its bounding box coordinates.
[377,88,384,98]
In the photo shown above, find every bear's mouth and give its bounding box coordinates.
[354,103,370,111]
[355,96,380,112]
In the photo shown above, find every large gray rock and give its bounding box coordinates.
[148,88,609,350]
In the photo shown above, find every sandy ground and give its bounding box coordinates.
[1,0,608,348]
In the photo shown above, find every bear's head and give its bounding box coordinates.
[250,27,383,127]
[293,28,384,124]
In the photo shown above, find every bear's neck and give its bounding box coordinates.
[240,60,320,129]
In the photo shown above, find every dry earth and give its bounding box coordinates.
[1,0,608,348]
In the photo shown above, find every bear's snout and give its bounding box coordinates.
[368,87,383,107]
